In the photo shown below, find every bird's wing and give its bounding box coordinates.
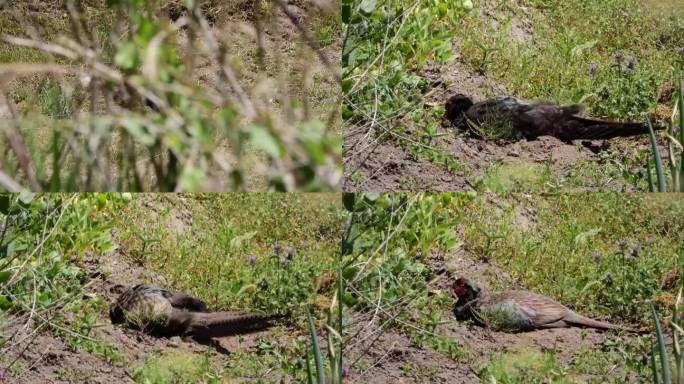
[169,292,208,312]
[514,103,565,137]
[464,97,530,128]
[500,290,569,326]
[560,104,584,116]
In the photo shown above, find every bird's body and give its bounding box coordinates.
[445,94,658,142]
[452,277,629,332]
[109,284,280,338]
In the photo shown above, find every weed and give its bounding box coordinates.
[0,193,126,373]
[342,0,470,171]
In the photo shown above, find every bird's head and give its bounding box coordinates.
[109,304,125,324]
[444,94,474,123]
[108,284,129,324]
[110,284,128,295]
[452,276,481,301]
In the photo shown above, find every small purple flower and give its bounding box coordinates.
[273,242,282,256]
[592,250,601,263]
[588,63,598,78]
[286,245,297,260]
[0,370,5,380]
[631,243,642,258]
[613,52,625,64]
[342,366,349,378]
[247,255,257,266]
[617,238,627,250]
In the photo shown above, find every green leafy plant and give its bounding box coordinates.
[0,0,340,191]
[0,193,126,372]
[647,76,684,192]
[305,221,346,384]
[650,250,684,383]
[339,193,469,369]
[342,0,471,176]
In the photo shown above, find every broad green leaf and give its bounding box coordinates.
[18,191,35,205]
[0,295,10,310]
[0,270,11,283]
[359,0,377,15]
[250,126,282,159]
[114,41,139,70]
[342,3,351,24]
[342,193,356,212]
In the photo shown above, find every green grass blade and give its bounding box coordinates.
[306,306,325,384]
[647,159,655,192]
[678,76,684,192]
[306,350,315,384]
[653,344,662,384]
[652,303,671,384]
[647,117,667,192]
[50,131,61,191]
[337,253,344,383]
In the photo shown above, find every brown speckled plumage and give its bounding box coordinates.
[109,284,281,338]
[452,277,632,332]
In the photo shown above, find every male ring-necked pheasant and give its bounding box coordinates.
[109,284,282,339]
[444,94,661,142]
[452,277,633,332]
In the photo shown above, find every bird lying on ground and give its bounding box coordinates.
[109,284,282,339]
[452,277,635,332]
[444,94,661,142]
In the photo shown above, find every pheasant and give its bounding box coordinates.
[109,284,282,339]
[444,94,660,142]
[452,277,632,332]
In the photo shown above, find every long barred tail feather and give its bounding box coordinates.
[560,117,661,140]
[189,312,285,338]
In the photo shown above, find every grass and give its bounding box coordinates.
[475,161,555,193]
[460,0,682,115]
[479,350,573,383]
[133,351,222,383]
[343,192,684,382]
